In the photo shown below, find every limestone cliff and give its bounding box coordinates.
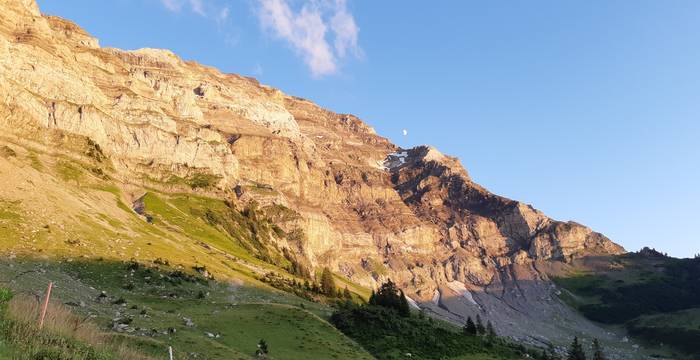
[0,0,624,346]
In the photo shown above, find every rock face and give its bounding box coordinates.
[0,0,624,344]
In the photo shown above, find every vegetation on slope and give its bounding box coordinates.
[332,281,551,360]
[0,287,150,359]
[0,141,618,360]
[0,258,374,360]
[553,251,700,359]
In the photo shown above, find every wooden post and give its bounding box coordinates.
[168,346,173,360]
[38,281,53,329]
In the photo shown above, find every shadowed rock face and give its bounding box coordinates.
[1,0,625,346]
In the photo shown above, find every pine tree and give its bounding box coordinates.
[343,286,352,300]
[320,267,336,297]
[540,349,550,360]
[398,290,411,317]
[475,314,485,335]
[547,343,558,360]
[463,317,477,336]
[547,344,560,360]
[567,337,587,360]
[370,279,411,317]
[486,321,497,338]
[592,339,605,360]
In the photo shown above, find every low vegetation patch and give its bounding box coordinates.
[0,288,150,360]
[554,253,700,359]
[332,281,547,360]
[331,304,545,360]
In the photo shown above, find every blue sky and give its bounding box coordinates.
[37,0,700,257]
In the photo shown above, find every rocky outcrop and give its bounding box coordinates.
[0,0,625,344]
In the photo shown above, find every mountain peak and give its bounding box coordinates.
[0,0,625,347]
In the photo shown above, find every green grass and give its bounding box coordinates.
[27,152,44,171]
[552,273,606,309]
[0,286,148,360]
[634,308,700,330]
[56,160,84,182]
[192,303,372,359]
[624,308,700,359]
[0,259,373,360]
[448,355,520,360]
[0,200,23,242]
[0,341,13,358]
[142,193,258,263]
[0,144,376,358]
[0,201,21,222]
[164,172,222,190]
[554,254,700,359]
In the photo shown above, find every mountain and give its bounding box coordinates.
[0,0,648,358]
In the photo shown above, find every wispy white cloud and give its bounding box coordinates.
[257,0,361,77]
[156,0,362,77]
[160,0,183,12]
[216,6,230,24]
[189,0,205,16]
[159,0,206,16]
[330,0,360,58]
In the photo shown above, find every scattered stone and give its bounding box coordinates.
[113,323,130,332]
[183,317,195,327]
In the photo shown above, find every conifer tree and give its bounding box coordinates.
[463,317,477,336]
[370,279,412,317]
[343,286,352,300]
[320,267,336,297]
[547,344,558,360]
[486,321,497,338]
[592,338,605,360]
[540,349,550,360]
[475,314,485,335]
[398,290,411,317]
[567,337,587,360]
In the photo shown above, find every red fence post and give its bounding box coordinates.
[38,281,53,329]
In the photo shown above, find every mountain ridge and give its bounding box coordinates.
[0,0,631,352]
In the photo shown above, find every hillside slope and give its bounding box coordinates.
[550,251,700,359]
[0,0,634,353]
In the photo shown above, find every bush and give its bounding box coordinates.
[0,288,13,303]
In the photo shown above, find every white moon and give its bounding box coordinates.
[402,129,408,136]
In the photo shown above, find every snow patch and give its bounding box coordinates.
[406,297,421,310]
[431,289,441,305]
[382,151,409,170]
[446,281,479,306]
